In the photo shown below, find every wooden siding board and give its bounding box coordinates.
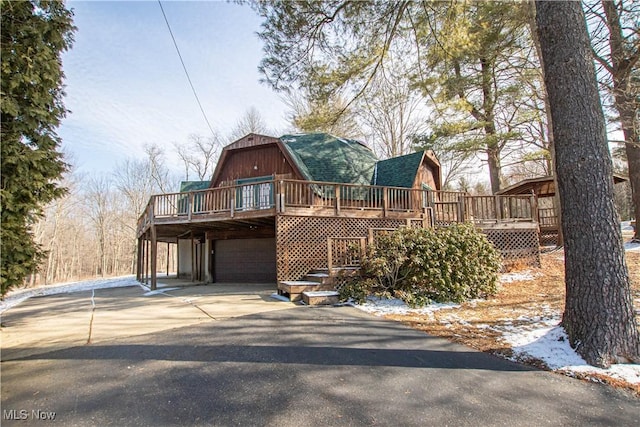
[225,134,280,150]
[211,144,299,187]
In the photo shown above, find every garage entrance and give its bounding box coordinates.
[214,238,277,283]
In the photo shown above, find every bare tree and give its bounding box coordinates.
[358,66,426,158]
[174,134,222,181]
[84,176,116,277]
[144,143,172,193]
[113,158,157,218]
[229,106,269,141]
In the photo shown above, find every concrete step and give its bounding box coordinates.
[302,291,340,306]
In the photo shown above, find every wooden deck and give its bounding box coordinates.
[136,179,542,290]
[137,179,539,238]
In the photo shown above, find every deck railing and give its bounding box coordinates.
[538,207,558,227]
[137,179,538,236]
[327,237,367,271]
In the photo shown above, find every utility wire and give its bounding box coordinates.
[158,0,217,137]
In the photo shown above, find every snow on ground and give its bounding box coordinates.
[353,295,640,387]
[502,324,640,386]
[0,276,139,314]
[625,241,640,252]
[356,296,459,317]
[621,221,635,232]
[499,270,541,283]
[270,293,291,302]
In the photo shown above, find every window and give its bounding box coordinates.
[421,183,433,208]
[236,176,274,211]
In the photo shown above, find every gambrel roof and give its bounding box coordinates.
[280,133,378,185]
[210,132,440,190]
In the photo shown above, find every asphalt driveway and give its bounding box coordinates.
[1,285,638,426]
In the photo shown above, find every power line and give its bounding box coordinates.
[157,0,217,137]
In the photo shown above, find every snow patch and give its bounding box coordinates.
[502,323,640,385]
[270,293,291,302]
[621,221,635,232]
[624,241,640,252]
[1,276,138,313]
[355,296,459,316]
[499,270,541,283]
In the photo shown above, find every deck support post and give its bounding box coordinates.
[382,187,388,218]
[334,185,341,216]
[327,238,333,275]
[167,242,171,277]
[145,234,150,286]
[530,194,539,223]
[190,232,195,283]
[150,224,157,291]
[494,196,503,222]
[458,195,466,223]
[176,240,181,278]
[136,237,142,282]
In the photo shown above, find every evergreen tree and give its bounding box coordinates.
[254,1,542,194]
[1,0,75,296]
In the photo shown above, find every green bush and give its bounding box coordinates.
[339,223,501,306]
[338,278,374,304]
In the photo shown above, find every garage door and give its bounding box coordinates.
[214,238,277,283]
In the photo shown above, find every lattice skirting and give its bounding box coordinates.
[276,216,416,282]
[276,216,541,281]
[539,230,559,247]
[482,226,541,270]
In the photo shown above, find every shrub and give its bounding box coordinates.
[340,223,501,306]
[338,278,374,304]
[408,223,501,303]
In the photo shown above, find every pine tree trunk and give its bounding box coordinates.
[526,2,563,246]
[487,147,501,195]
[535,1,639,367]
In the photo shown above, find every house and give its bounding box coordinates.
[137,133,540,298]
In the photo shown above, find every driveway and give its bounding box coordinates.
[1,285,639,426]
[0,283,292,361]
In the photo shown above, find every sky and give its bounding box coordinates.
[59,0,291,176]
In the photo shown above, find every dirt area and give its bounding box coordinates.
[383,248,640,395]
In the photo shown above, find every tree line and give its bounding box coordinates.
[29,109,272,287]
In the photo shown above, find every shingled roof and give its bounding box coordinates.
[280,133,378,185]
[180,181,210,193]
[372,151,425,188]
[211,132,440,190]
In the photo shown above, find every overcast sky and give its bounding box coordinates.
[59,0,290,175]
